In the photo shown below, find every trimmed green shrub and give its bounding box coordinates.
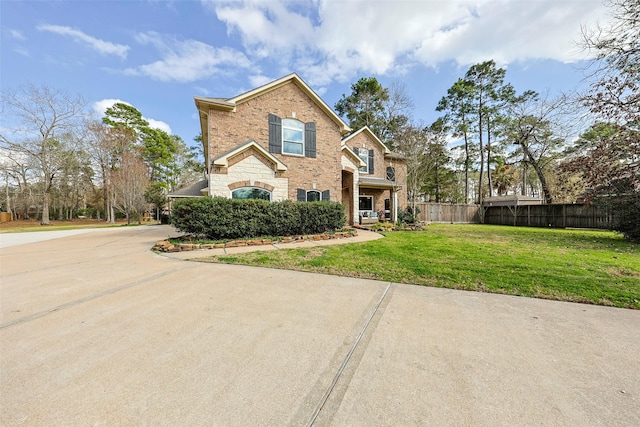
[594,179,640,242]
[171,197,346,239]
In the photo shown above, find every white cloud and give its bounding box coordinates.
[248,74,274,88]
[9,29,26,41]
[145,118,172,134]
[92,99,172,134]
[37,24,129,59]
[14,48,30,57]
[124,32,251,82]
[207,0,610,87]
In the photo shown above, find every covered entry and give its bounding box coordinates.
[358,177,402,224]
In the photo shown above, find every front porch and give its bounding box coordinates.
[357,177,402,225]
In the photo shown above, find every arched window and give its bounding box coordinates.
[231,187,271,201]
[386,166,396,181]
[282,118,304,155]
[306,190,321,202]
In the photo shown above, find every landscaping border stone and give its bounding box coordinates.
[152,229,358,253]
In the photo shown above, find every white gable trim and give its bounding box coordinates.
[342,126,391,154]
[341,144,367,168]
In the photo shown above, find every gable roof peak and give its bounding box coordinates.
[195,73,350,135]
[342,126,391,154]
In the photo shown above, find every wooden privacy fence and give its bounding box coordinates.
[414,203,480,224]
[483,204,613,229]
[411,202,612,229]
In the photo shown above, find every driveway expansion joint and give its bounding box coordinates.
[306,282,394,426]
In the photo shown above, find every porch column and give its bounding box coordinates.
[354,183,360,225]
[392,189,398,223]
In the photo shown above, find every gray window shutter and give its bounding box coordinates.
[305,122,316,158]
[322,190,330,201]
[268,114,282,154]
[368,149,374,174]
[297,188,306,202]
[353,147,359,155]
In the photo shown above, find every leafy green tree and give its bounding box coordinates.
[166,135,205,192]
[394,125,429,212]
[504,93,569,204]
[102,102,178,216]
[421,119,455,203]
[436,78,475,203]
[335,77,412,143]
[421,141,455,203]
[102,102,177,183]
[463,60,518,204]
[86,121,135,223]
[144,181,167,221]
[54,147,94,220]
[491,157,519,196]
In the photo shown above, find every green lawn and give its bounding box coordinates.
[196,224,640,309]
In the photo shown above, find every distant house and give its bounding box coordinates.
[174,73,407,225]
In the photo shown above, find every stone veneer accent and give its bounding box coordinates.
[209,156,288,201]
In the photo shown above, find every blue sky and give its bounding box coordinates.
[1,0,610,148]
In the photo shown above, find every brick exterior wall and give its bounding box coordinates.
[207,81,344,201]
[393,160,408,208]
[345,130,408,216]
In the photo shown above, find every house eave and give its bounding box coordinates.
[358,177,401,190]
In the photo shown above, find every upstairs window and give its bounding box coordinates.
[282,118,304,155]
[268,114,316,158]
[355,147,374,174]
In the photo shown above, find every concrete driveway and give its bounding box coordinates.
[1,225,638,426]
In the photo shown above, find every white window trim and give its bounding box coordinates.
[306,190,322,202]
[358,149,369,174]
[358,195,373,215]
[282,118,305,156]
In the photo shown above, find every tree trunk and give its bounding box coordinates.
[487,119,493,197]
[41,193,50,224]
[521,160,527,196]
[464,132,470,204]
[520,143,553,204]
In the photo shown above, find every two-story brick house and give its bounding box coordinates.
[187,73,406,225]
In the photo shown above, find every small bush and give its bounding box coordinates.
[171,197,346,239]
[397,206,420,224]
[594,183,640,242]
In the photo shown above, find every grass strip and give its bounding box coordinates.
[195,224,640,309]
